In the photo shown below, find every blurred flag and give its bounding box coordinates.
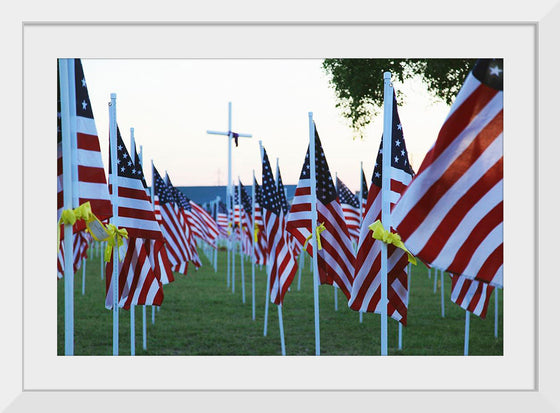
[360,167,368,216]
[286,127,355,299]
[349,91,414,325]
[57,231,91,279]
[392,59,503,288]
[336,176,361,243]
[261,147,298,304]
[253,178,267,265]
[449,273,495,318]
[216,201,229,237]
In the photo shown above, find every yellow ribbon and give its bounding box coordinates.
[104,224,129,262]
[303,222,326,251]
[227,222,232,236]
[369,220,417,265]
[254,224,259,243]
[57,202,95,248]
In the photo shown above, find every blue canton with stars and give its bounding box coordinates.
[109,128,146,183]
[166,174,192,211]
[298,126,337,204]
[239,181,253,215]
[361,169,369,200]
[277,169,290,214]
[472,58,503,91]
[152,166,176,204]
[371,92,415,187]
[261,148,282,216]
[336,177,360,208]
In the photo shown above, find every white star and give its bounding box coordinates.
[81,100,87,110]
[123,153,128,159]
[127,161,132,166]
[81,78,86,87]
[120,166,125,172]
[116,159,121,164]
[374,172,381,178]
[397,124,402,130]
[401,149,405,156]
[395,140,401,147]
[489,65,502,77]
[132,169,136,174]
[118,145,123,150]
[394,156,399,163]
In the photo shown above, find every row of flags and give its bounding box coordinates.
[57,59,221,316]
[58,57,503,354]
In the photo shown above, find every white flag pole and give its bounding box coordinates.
[297,253,303,291]
[464,310,471,355]
[433,267,438,293]
[129,127,136,356]
[278,304,286,356]
[251,170,257,320]
[359,161,364,324]
[109,92,120,356]
[100,242,104,280]
[238,177,246,304]
[259,141,271,337]
[441,270,445,318]
[379,72,394,356]
[81,259,86,295]
[333,172,338,312]
[59,58,75,356]
[494,288,499,338]
[309,112,321,356]
[428,267,431,279]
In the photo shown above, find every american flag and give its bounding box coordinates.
[165,174,202,269]
[449,273,495,318]
[286,127,355,299]
[152,166,193,274]
[392,59,503,288]
[261,147,299,305]
[336,177,361,243]
[360,167,368,216]
[253,178,267,265]
[57,59,112,231]
[276,166,290,215]
[216,201,229,237]
[235,181,254,256]
[57,231,91,279]
[105,132,164,309]
[348,91,414,325]
[189,200,219,247]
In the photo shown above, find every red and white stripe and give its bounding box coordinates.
[105,238,164,310]
[57,231,91,279]
[145,239,175,285]
[349,171,413,324]
[287,178,355,299]
[392,66,503,288]
[341,203,360,243]
[188,200,219,247]
[449,273,495,318]
[253,204,267,265]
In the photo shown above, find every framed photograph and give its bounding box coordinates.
[7,0,558,410]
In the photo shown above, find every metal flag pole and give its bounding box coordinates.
[251,170,257,320]
[359,161,364,324]
[464,310,471,356]
[441,269,445,318]
[207,102,252,293]
[434,266,438,293]
[380,72,393,356]
[238,177,246,304]
[100,242,104,280]
[309,112,321,356]
[139,147,147,352]
[273,159,287,355]
[297,253,303,291]
[81,259,86,295]
[494,288,499,338]
[259,141,271,337]
[109,92,120,356]
[59,58,75,356]
[214,196,219,272]
[129,128,136,356]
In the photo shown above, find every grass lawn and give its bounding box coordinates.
[57,243,503,356]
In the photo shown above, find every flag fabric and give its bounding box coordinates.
[392,59,503,288]
[216,201,229,237]
[153,166,193,274]
[449,273,495,318]
[108,129,162,240]
[277,166,302,257]
[253,179,267,265]
[190,200,220,247]
[286,127,355,299]
[349,91,414,325]
[105,133,165,309]
[260,147,299,305]
[235,181,254,256]
[57,231,91,279]
[336,177,361,243]
[360,167,368,216]
[57,59,112,232]
[165,175,202,269]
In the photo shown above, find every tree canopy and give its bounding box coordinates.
[322,58,475,138]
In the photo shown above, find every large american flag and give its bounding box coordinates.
[57,59,112,231]
[286,127,355,299]
[253,179,267,265]
[336,176,361,243]
[392,59,503,288]
[105,131,164,309]
[261,147,298,305]
[153,166,193,275]
[449,273,495,318]
[348,91,414,325]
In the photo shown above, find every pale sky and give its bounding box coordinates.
[82,59,452,192]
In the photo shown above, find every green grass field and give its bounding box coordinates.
[57,244,503,356]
